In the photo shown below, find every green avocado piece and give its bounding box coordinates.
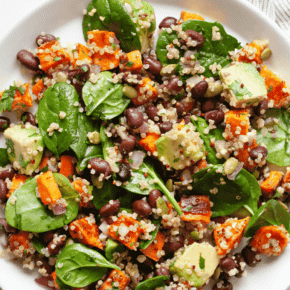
[219,63,267,108]
[4,125,44,175]
[169,242,220,287]
[122,0,156,53]
[156,123,205,170]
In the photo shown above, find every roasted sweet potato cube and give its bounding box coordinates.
[108,215,144,250]
[214,217,250,256]
[238,41,267,65]
[69,216,103,250]
[138,132,160,154]
[282,167,290,193]
[120,50,142,73]
[72,43,92,67]
[37,40,71,72]
[260,65,290,108]
[7,174,29,198]
[132,77,158,105]
[31,79,45,100]
[99,270,130,290]
[260,171,284,199]
[236,140,258,171]
[140,231,165,262]
[224,109,249,140]
[179,195,212,224]
[59,155,75,178]
[36,171,62,206]
[8,231,30,256]
[178,10,204,24]
[87,30,121,71]
[250,225,289,257]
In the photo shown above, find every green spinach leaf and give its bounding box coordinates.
[156,20,241,77]
[191,116,224,164]
[55,243,120,288]
[5,173,79,233]
[70,113,102,170]
[245,199,290,238]
[82,72,130,120]
[6,139,15,158]
[37,82,79,157]
[92,180,117,210]
[31,236,47,255]
[105,238,125,262]
[0,148,10,167]
[135,276,169,290]
[190,165,260,217]
[199,254,205,270]
[139,219,161,249]
[256,108,290,166]
[100,123,115,159]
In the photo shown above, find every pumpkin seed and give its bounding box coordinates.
[260,48,272,61]
[123,84,138,99]
[160,64,177,76]
[223,157,239,175]
[204,82,223,98]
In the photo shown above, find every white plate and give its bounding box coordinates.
[0,0,290,289]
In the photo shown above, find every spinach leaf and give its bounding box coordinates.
[122,158,182,215]
[135,276,169,290]
[105,238,125,262]
[92,180,117,210]
[31,236,46,255]
[83,0,141,52]
[190,165,260,217]
[199,254,205,270]
[191,117,224,164]
[70,113,102,170]
[156,20,241,77]
[82,72,130,120]
[139,219,161,249]
[0,148,10,167]
[245,199,290,238]
[256,108,290,166]
[5,173,79,233]
[6,139,15,158]
[37,82,79,157]
[100,123,115,159]
[0,85,25,113]
[55,243,120,288]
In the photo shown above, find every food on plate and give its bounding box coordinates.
[0,0,290,289]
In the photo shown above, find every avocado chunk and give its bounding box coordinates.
[122,0,156,53]
[219,63,267,108]
[169,242,220,287]
[156,122,205,170]
[4,124,44,175]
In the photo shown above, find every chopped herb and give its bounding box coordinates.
[128,159,133,164]
[112,43,117,50]
[41,165,49,173]
[19,154,29,168]
[53,56,62,61]
[228,80,252,100]
[81,66,89,72]
[0,85,25,113]
[0,224,2,230]
[130,242,134,247]
[116,228,119,237]
[173,158,180,162]
[126,61,134,67]
[184,205,193,212]
[72,49,77,54]
[112,282,120,290]
[68,175,74,180]
[6,139,15,158]
[56,37,60,41]
[199,253,205,270]
[268,85,273,93]
[2,124,8,130]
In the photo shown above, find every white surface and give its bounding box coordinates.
[0,0,290,290]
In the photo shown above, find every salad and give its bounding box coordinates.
[0,0,290,290]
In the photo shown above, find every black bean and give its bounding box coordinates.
[16,50,40,71]
[166,76,183,93]
[185,29,205,48]
[88,158,112,178]
[126,108,144,129]
[242,246,261,267]
[36,34,56,46]
[132,200,152,218]
[177,115,191,124]
[148,189,162,208]
[47,235,66,256]
[249,146,268,160]
[104,217,114,225]
[0,166,15,180]
[68,64,90,80]
[35,258,53,275]
[220,257,236,272]
[234,253,246,278]
[163,236,184,253]
[21,112,36,126]
[119,135,136,155]
[0,117,10,131]
[159,17,177,29]
[158,121,172,133]
[144,272,154,280]
[145,105,158,120]
[99,200,120,218]
[156,267,170,285]
[143,57,162,75]
[175,102,186,117]
[117,163,131,181]
[255,99,268,115]
[204,109,224,125]
[212,281,233,290]
[0,179,7,203]
[42,231,54,244]
[0,218,16,233]
[191,81,208,98]
[202,99,216,112]
[212,216,227,224]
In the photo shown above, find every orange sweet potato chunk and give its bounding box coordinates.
[238,41,267,65]
[224,109,249,140]
[236,140,258,171]
[250,225,289,256]
[178,11,204,24]
[32,79,45,100]
[72,43,92,67]
[214,217,250,256]
[138,132,160,154]
[36,171,62,206]
[59,155,75,178]
[87,30,121,71]
[120,50,142,73]
[7,174,29,198]
[132,77,158,106]
[38,156,50,172]
[108,215,144,250]
[260,65,290,108]
[8,231,30,253]
[37,40,71,72]
[260,171,284,199]
[99,270,130,290]
[140,231,165,262]
[179,195,212,224]
[69,216,103,250]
